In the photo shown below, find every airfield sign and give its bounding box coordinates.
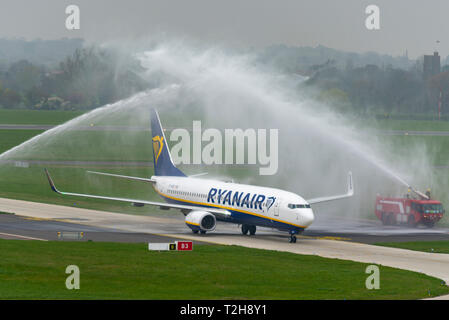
[148,241,193,251]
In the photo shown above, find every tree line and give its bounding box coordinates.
[302,60,449,118]
[2,41,449,117]
[0,47,147,111]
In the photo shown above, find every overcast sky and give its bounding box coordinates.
[0,0,448,58]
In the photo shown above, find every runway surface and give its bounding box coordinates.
[3,124,449,136]
[1,196,449,299]
[0,214,207,244]
[2,196,449,243]
[306,212,449,243]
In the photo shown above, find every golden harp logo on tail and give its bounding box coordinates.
[152,136,164,165]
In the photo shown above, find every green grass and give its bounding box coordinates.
[376,135,449,165]
[0,239,448,299]
[0,109,83,125]
[3,130,153,161]
[0,129,44,155]
[0,108,257,216]
[375,241,449,254]
[0,108,260,216]
[0,165,166,216]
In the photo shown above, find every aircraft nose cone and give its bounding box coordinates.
[303,209,315,227]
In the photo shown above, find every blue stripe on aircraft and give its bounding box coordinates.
[160,194,303,234]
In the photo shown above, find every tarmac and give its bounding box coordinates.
[1,196,449,299]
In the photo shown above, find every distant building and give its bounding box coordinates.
[423,52,441,80]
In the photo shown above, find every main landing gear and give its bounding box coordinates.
[289,231,298,243]
[192,230,207,234]
[241,224,256,236]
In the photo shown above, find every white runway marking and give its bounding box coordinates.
[0,231,47,241]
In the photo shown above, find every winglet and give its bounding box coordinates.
[306,171,354,205]
[44,169,59,193]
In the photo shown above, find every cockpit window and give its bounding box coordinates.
[288,204,310,209]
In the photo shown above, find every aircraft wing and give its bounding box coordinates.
[87,170,156,183]
[306,172,354,205]
[44,169,231,219]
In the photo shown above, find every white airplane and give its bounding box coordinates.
[45,109,354,243]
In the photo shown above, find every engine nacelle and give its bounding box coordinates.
[185,211,216,232]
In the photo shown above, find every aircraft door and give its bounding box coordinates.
[274,200,280,217]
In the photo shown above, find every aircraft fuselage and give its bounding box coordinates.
[153,176,315,234]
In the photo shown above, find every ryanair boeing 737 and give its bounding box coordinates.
[45,109,353,243]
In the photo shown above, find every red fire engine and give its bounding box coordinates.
[375,193,444,228]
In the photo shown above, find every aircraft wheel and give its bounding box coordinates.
[200,230,207,234]
[249,225,256,236]
[241,224,249,235]
[192,230,199,234]
[289,235,297,243]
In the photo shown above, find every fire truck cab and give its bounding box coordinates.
[375,196,444,228]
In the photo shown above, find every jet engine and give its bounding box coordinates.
[185,211,216,233]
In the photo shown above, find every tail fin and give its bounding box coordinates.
[150,109,185,177]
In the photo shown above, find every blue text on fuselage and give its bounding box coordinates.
[207,188,267,211]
